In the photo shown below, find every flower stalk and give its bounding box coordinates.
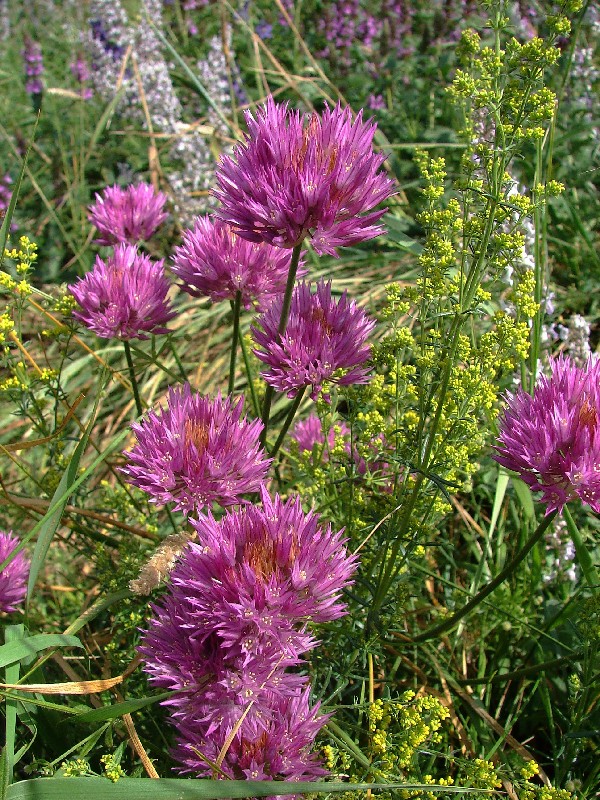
[228,290,242,396]
[123,340,143,418]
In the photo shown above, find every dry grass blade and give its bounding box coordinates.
[0,675,123,694]
[123,712,160,778]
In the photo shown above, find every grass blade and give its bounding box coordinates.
[0,635,83,670]
[6,778,491,800]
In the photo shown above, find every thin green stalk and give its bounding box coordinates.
[411,508,558,643]
[123,340,143,418]
[228,291,242,396]
[529,135,546,394]
[269,388,306,459]
[169,339,188,382]
[260,243,303,445]
[276,244,304,338]
[239,328,260,418]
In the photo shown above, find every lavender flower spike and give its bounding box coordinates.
[0,531,30,613]
[172,216,307,311]
[88,182,168,246]
[122,384,271,514]
[252,280,375,399]
[494,354,600,515]
[22,37,44,95]
[69,244,176,340]
[214,96,395,256]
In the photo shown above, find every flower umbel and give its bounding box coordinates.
[494,355,600,514]
[183,488,358,660]
[172,215,306,310]
[88,182,168,246]
[69,244,176,340]
[214,97,395,256]
[252,280,375,399]
[122,384,270,514]
[0,531,30,613]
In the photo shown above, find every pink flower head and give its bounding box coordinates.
[0,531,30,613]
[252,280,375,399]
[69,244,176,340]
[88,182,168,246]
[494,354,600,515]
[214,97,395,256]
[172,686,329,783]
[181,488,358,662]
[121,384,271,514]
[141,618,309,737]
[172,216,307,311]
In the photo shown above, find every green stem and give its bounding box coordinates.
[269,387,306,459]
[123,340,143,417]
[169,339,188,382]
[228,291,242,396]
[239,327,260,418]
[260,242,303,446]
[411,508,558,643]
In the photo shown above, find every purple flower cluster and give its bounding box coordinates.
[252,281,375,399]
[140,489,357,779]
[172,216,306,311]
[122,384,270,515]
[494,355,600,514]
[125,97,384,781]
[88,182,168,246]
[214,97,394,256]
[22,37,44,96]
[0,531,30,614]
[69,244,176,340]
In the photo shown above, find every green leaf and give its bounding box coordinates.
[26,407,99,602]
[3,626,23,788]
[382,215,423,254]
[74,693,173,724]
[511,476,535,520]
[563,505,600,591]
[6,778,490,800]
[0,635,83,670]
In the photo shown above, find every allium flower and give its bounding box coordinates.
[0,531,30,613]
[214,97,395,256]
[88,182,168,245]
[172,216,307,311]
[122,384,270,514]
[494,355,600,514]
[252,280,375,399]
[69,244,176,340]
[141,621,309,735]
[181,489,358,659]
[172,687,329,782]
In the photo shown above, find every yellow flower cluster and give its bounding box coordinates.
[100,754,126,782]
[61,759,90,777]
[366,692,450,774]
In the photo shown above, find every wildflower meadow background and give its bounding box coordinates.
[0,1,599,799]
